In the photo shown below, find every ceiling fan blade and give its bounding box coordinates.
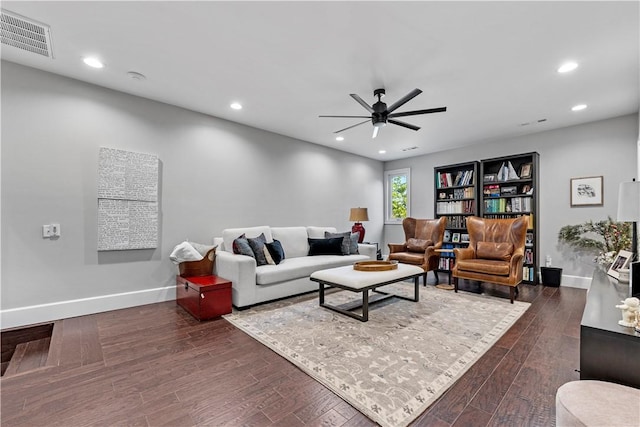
[334,120,370,134]
[388,107,447,118]
[386,88,422,114]
[350,94,375,114]
[388,119,420,131]
[319,115,371,118]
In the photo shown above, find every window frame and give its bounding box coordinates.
[384,168,411,224]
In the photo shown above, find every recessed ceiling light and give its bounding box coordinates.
[230,102,242,110]
[378,150,386,154]
[558,61,578,73]
[335,136,344,141]
[83,57,104,68]
[571,104,587,111]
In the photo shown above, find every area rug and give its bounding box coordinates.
[224,283,530,427]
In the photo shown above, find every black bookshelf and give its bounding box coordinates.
[434,161,480,277]
[480,152,540,284]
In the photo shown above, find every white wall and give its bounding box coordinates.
[383,114,639,287]
[1,62,383,327]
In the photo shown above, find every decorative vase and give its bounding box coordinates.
[352,222,365,243]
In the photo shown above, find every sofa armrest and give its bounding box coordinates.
[213,250,257,308]
[357,243,377,260]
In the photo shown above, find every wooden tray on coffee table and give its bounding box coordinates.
[353,260,398,271]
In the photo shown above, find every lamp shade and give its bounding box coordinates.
[617,181,640,222]
[349,207,369,222]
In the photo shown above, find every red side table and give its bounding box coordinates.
[176,275,232,320]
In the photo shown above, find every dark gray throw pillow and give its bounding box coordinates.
[308,237,344,256]
[266,239,285,265]
[247,233,269,266]
[325,231,351,255]
[232,234,255,258]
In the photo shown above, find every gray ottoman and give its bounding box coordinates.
[556,380,640,426]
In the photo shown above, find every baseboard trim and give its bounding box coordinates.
[1,286,176,330]
[560,274,591,289]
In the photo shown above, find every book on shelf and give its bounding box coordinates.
[437,169,474,188]
[483,184,500,197]
[445,216,468,229]
[437,200,476,214]
[483,197,532,213]
[522,266,535,282]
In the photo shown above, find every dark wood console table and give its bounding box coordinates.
[580,268,639,388]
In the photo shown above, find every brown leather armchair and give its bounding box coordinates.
[452,216,528,303]
[388,217,446,285]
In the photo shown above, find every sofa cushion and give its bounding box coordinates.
[476,241,514,261]
[306,226,337,239]
[222,226,272,253]
[407,238,433,253]
[266,239,285,265]
[308,238,344,256]
[271,227,308,258]
[325,231,351,255]
[255,254,369,285]
[248,233,269,266]
[232,234,254,258]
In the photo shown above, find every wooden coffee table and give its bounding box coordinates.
[310,264,425,322]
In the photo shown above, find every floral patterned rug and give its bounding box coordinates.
[224,283,530,427]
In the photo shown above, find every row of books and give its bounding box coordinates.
[483,197,532,213]
[437,200,476,214]
[438,257,455,270]
[444,216,468,229]
[436,169,474,188]
[523,266,536,282]
[454,187,475,199]
[483,213,534,229]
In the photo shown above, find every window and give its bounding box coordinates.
[384,168,410,224]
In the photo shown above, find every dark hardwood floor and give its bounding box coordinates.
[0,283,584,426]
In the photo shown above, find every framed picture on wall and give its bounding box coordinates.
[608,250,634,279]
[570,176,603,207]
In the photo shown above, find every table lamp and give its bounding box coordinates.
[618,180,640,297]
[349,207,369,243]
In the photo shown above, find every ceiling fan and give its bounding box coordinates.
[320,88,446,138]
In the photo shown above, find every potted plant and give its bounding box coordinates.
[558,216,632,267]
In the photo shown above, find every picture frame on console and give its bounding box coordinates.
[607,250,634,279]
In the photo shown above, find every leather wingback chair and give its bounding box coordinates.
[388,217,446,285]
[452,216,528,303]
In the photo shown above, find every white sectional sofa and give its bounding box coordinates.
[213,225,376,308]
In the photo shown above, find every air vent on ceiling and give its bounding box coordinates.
[401,146,419,152]
[1,9,54,58]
